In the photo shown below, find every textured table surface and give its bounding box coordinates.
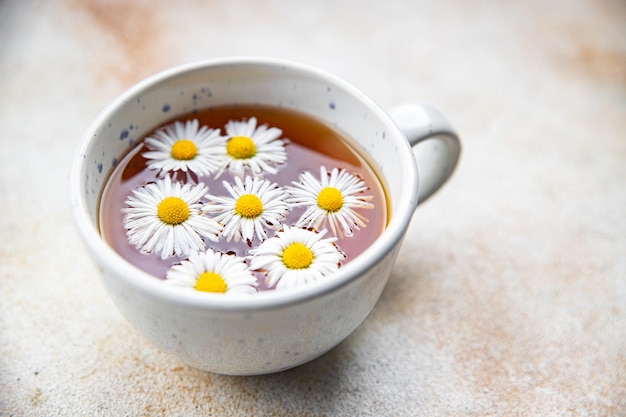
[1,1,625,416]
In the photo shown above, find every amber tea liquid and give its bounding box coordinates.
[99,104,388,290]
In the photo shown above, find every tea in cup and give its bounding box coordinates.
[69,58,460,375]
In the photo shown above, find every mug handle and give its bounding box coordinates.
[389,101,461,204]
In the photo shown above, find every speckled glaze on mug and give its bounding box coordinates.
[69,57,460,375]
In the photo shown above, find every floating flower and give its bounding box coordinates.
[286,166,374,238]
[216,117,287,178]
[142,119,226,177]
[122,176,222,259]
[249,226,345,290]
[165,249,257,294]
[204,176,290,245]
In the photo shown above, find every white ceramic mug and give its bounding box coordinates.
[69,57,460,375]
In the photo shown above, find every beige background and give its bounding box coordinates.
[1,0,624,415]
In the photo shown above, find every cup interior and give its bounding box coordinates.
[70,58,419,307]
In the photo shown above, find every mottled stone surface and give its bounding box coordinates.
[1,0,624,415]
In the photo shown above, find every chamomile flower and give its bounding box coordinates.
[122,175,222,259]
[216,117,287,178]
[204,176,290,245]
[249,226,345,290]
[286,166,374,238]
[142,119,226,177]
[165,249,257,294]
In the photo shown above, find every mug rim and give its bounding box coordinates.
[69,56,419,311]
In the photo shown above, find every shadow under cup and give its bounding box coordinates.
[70,59,419,375]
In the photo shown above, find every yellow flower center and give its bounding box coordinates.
[170,139,197,161]
[235,194,263,218]
[194,271,227,293]
[282,243,314,270]
[227,136,256,159]
[157,197,190,225]
[317,187,343,212]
